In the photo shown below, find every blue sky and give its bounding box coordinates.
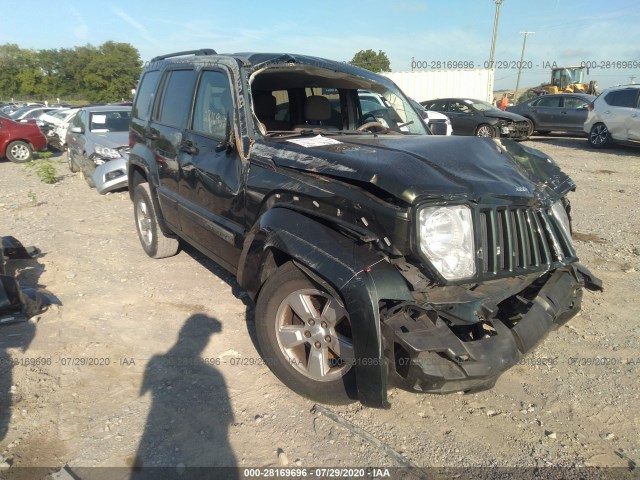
[1,0,639,90]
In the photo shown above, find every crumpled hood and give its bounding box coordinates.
[483,110,527,122]
[267,135,575,205]
[88,131,129,150]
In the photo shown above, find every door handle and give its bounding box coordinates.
[632,114,638,118]
[603,111,611,115]
[180,142,198,155]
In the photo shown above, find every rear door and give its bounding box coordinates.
[602,88,640,141]
[147,68,198,230]
[179,67,245,272]
[628,92,640,141]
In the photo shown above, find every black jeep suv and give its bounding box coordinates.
[128,49,601,408]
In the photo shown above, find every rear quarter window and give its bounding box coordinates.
[133,70,160,121]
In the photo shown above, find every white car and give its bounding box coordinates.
[584,85,640,148]
[409,98,453,135]
[49,108,80,150]
[359,91,452,135]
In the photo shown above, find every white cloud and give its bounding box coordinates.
[69,7,88,41]
[112,7,155,44]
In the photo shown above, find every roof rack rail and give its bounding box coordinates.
[150,49,217,62]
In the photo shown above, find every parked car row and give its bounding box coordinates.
[419,85,640,150]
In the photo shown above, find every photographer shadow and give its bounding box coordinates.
[130,314,237,480]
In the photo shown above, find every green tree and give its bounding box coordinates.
[83,41,142,103]
[350,49,391,73]
[0,44,25,98]
[0,42,142,102]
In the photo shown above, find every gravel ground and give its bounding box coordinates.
[0,135,638,479]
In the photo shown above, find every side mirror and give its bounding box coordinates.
[70,126,83,134]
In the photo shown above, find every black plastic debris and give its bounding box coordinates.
[1,236,57,324]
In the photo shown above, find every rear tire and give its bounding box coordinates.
[6,141,32,163]
[588,123,611,148]
[255,262,357,404]
[133,183,179,259]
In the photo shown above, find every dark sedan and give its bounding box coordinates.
[507,93,595,134]
[421,98,530,140]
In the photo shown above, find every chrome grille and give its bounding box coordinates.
[478,206,576,277]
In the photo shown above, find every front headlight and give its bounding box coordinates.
[551,201,572,244]
[94,144,122,159]
[418,205,476,280]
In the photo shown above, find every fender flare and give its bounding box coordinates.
[238,208,414,408]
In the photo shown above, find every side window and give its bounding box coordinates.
[425,100,447,112]
[273,90,289,122]
[563,97,588,108]
[605,89,639,108]
[449,101,472,114]
[156,69,197,128]
[192,70,233,139]
[71,111,85,131]
[537,96,561,107]
[133,70,160,121]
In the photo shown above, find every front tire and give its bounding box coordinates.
[67,149,79,173]
[255,262,357,404]
[6,141,33,163]
[524,118,534,138]
[133,183,179,259]
[475,124,495,138]
[588,123,611,148]
[80,161,96,188]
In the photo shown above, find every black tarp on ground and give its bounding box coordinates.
[0,236,57,324]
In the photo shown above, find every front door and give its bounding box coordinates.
[178,68,245,272]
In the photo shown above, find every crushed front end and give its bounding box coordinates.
[498,119,530,140]
[382,200,602,394]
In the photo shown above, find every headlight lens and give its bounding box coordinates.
[94,144,122,159]
[551,201,572,243]
[418,205,476,280]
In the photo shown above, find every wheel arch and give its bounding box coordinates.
[239,207,414,408]
[128,147,176,238]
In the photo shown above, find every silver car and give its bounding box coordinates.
[66,105,131,193]
[584,85,640,148]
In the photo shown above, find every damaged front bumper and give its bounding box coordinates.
[93,157,128,194]
[383,263,602,393]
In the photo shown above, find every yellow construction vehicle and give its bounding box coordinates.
[534,66,599,95]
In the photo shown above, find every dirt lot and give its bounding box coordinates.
[1,135,639,479]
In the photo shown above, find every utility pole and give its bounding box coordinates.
[514,31,535,100]
[489,0,504,69]
[630,75,636,84]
